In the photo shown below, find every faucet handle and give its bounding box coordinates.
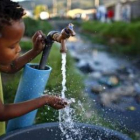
[66,23,76,36]
[47,23,76,53]
[60,23,76,40]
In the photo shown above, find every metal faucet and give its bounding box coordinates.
[48,23,76,53]
[39,23,76,70]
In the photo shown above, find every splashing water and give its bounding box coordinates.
[59,53,82,140]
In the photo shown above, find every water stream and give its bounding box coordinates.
[59,53,82,140]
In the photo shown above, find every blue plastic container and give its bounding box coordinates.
[7,63,52,132]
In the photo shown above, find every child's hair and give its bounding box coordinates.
[0,0,25,30]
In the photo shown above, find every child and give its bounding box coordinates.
[0,0,67,135]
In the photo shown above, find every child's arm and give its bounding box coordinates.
[0,31,45,73]
[0,95,67,121]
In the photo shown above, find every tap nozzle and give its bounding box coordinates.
[50,23,76,53]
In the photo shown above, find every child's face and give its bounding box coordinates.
[0,20,25,65]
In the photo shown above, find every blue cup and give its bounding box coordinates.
[7,63,52,132]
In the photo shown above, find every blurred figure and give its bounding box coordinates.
[96,5,107,22]
[107,8,114,23]
[121,2,131,22]
[96,8,101,20]
[114,1,122,21]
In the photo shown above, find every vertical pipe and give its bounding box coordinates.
[7,63,52,132]
[39,44,52,70]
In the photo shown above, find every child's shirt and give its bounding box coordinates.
[0,73,6,136]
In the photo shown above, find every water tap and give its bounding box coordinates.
[48,23,76,53]
[39,23,76,70]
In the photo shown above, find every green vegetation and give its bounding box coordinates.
[23,17,52,37]
[82,21,140,55]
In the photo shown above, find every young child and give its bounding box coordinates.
[0,0,67,135]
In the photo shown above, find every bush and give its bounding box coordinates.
[102,22,129,38]
[82,21,140,55]
[82,21,109,34]
[23,17,52,37]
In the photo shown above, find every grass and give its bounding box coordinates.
[81,21,140,56]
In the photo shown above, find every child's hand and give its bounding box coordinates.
[44,95,68,110]
[32,30,45,52]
